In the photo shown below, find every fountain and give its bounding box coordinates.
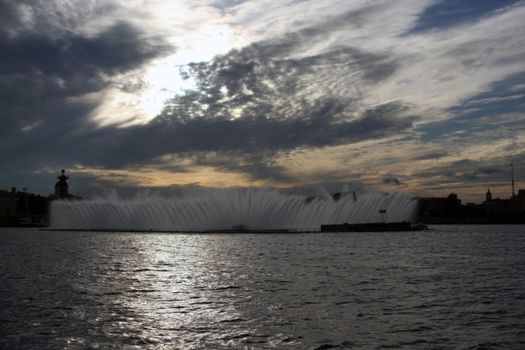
[50,187,418,231]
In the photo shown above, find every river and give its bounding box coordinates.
[1,225,524,349]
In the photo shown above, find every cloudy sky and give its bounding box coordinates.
[1,0,524,202]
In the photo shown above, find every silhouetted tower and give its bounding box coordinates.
[511,161,515,197]
[485,188,492,202]
[55,170,69,199]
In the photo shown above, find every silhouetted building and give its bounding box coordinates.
[418,193,462,219]
[516,190,525,215]
[486,188,492,202]
[52,169,81,201]
[481,188,525,219]
[0,188,19,226]
[54,170,70,199]
[0,188,50,226]
[419,189,524,223]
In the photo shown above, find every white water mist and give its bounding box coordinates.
[51,187,418,231]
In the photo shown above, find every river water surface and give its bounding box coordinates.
[1,225,524,349]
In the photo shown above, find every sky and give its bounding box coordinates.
[0,0,524,202]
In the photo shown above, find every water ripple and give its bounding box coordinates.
[1,225,525,349]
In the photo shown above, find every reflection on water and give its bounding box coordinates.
[1,226,525,349]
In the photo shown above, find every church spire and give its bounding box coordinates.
[485,188,492,202]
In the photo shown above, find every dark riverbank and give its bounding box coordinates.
[421,219,525,224]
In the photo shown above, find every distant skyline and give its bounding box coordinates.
[1,0,524,202]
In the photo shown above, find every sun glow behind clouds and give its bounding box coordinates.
[72,164,266,188]
[88,0,250,125]
[140,56,197,119]
[140,23,247,120]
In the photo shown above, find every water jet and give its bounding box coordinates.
[51,187,418,232]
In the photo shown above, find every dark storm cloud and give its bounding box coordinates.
[19,98,414,184]
[157,34,400,128]
[0,1,172,193]
[477,167,506,175]
[0,20,170,134]
[382,177,403,186]
[0,22,168,76]
[169,21,399,119]
[103,100,415,167]
[411,151,450,161]
[407,0,522,34]
[53,34,408,183]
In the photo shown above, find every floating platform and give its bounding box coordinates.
[320,222,428,232]
[39,228,319,234]
[40,222,428,233]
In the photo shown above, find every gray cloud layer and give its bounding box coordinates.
[0,4,417,190]
[1,0,523,199]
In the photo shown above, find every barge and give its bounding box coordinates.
[320,221,428,232]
